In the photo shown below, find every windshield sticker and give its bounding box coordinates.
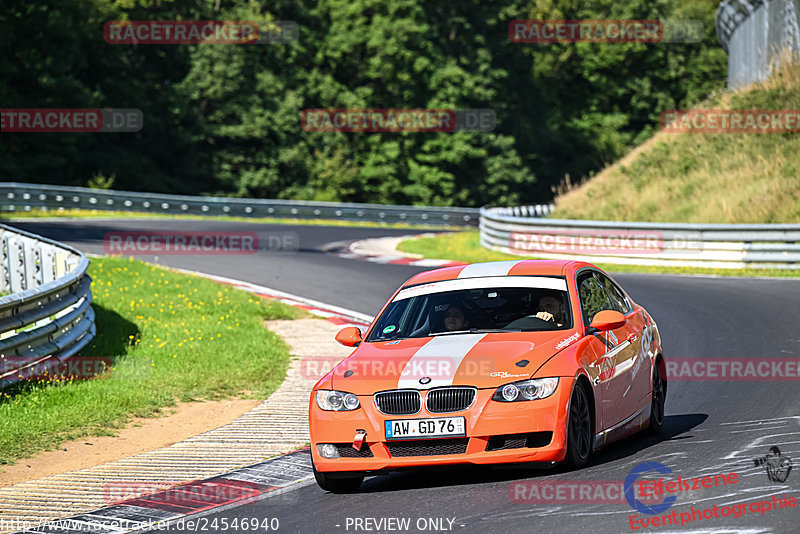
[394,276,568,302]
[383,325,397,334]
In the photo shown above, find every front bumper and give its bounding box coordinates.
[309,378,574,473]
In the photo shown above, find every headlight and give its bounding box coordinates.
[315,390,360,411]
[492,378,559,402]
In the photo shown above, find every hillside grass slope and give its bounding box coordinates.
[552,63,800,223]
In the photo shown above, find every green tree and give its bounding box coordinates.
[0,0,727,207]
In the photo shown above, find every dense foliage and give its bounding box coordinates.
[0,0,726,206]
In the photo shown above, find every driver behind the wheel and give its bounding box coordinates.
[535,291,566,326]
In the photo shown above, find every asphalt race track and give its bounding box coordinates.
[9,218,800,533]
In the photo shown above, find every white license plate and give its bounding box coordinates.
[384,417,466,440]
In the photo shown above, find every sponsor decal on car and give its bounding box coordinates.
[607,330,618,345]
[490,371,528,378]
[555,332,580,350]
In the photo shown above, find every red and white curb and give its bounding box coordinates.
[167,268,374,328]
[11,448,313,534]
[325,234,465,268]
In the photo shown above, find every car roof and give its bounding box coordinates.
[404,259,597,287]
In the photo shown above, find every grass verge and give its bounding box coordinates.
[0,256,308,465]
[398,231,800,278]
[1,208,459,230]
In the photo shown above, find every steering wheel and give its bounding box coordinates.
[503,315,559,331]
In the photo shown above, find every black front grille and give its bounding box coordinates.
[485,432,553,451]
[375,390,421,415]
[486,435,527,451]
[387,438,469,457]
[336,444,374,458]
[426,387,476,413]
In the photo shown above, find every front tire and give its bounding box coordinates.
[312,463,364,493]
[648,359,666,434]
[564,383,592,469]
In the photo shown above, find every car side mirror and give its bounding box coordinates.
[589,310,627,332]
[335,326,363,347]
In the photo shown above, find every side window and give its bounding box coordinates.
[577,273,609,323]
[596,273,630,314]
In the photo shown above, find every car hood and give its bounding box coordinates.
[330,330,579,395]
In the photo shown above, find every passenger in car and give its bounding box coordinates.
[443,305,470,331]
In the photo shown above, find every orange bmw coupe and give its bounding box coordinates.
[309,260,666,492]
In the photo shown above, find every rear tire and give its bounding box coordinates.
[312,463,364,493]
[564,383,592,469]
[648,359,666,434]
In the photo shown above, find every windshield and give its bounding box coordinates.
[367,276,572,342]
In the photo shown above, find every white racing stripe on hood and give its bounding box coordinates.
[457,260,521,279]
[397,334,487,389]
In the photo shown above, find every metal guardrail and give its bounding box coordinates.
[480,206,800,269]
[0,182,481,226]
[717,0,800,88]
[0,224,95,389]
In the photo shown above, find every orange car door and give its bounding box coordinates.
[578,271,640,428]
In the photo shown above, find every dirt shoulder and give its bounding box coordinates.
[0,398,260,487]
